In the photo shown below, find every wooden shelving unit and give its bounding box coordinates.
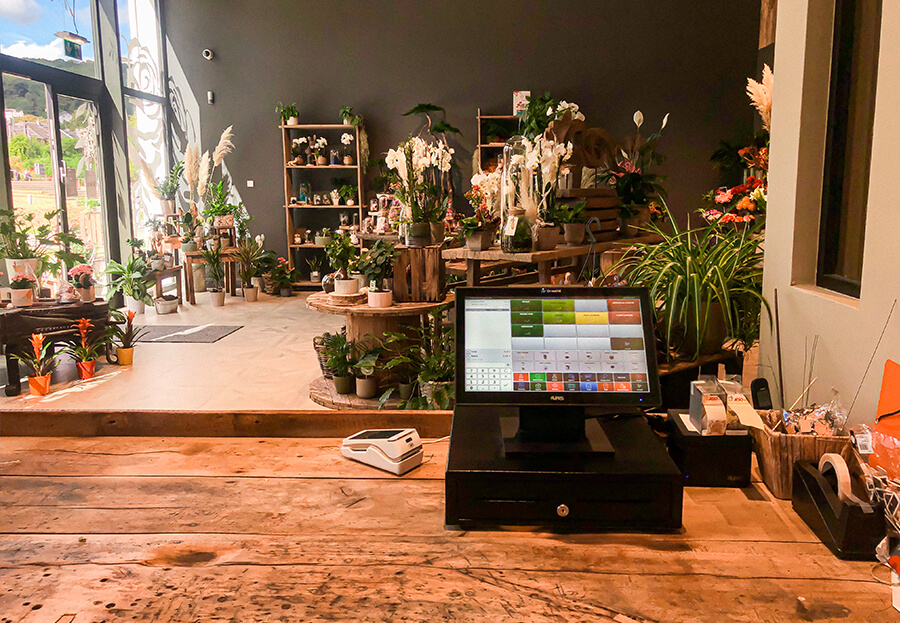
[476,109,519,173]
[281,122,365,287]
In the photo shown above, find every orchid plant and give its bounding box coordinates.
[341,132,354,158]
[311,136,328,160]
[503,135,573,226]
[385,135,454,223]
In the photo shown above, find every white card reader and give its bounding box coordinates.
[341,428,423,475]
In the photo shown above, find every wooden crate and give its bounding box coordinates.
[393,245,445,303]
[558,189,619,242]
[750,423,851,499]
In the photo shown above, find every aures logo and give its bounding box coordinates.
[550,395,565,401]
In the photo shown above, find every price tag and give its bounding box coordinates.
[503,216,519,237]
[853,429,874,455]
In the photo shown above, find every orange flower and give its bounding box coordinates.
[73,318,93,348]
[736,196,755,212]
[29,333,44,360]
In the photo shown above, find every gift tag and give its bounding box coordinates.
[503,216,519,237]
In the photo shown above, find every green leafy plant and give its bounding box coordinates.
[256,249,277,277]
[276,101,299,123]
[107,309,148,349]
[306,255,322,273]
[236,236,265,286]
[518,92,560,139]
[269,257,296,289]
[0,208,86,277]
[555,200,586,224]
[352,343,382,379]
[177,212,199,243]
[339,105,364,127]
[9,274,37,290]
[322,332,355,378]
[153,161,183,200]
[338,184,358,202]
[200,244,225,292]
[609,202,769,360]
[458,215,492,239]
[357,239,398,292]
[202,181,233,218]
[106,255,154,304]
[324,233,357,279]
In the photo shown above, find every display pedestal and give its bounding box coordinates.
[445,405,683,531]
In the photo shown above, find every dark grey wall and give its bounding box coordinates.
[164,0,761,259]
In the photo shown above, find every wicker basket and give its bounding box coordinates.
[750,423,851,499]
[313,327,347,379]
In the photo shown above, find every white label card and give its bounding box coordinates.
[503,216,519,237]
[854,430,874,455]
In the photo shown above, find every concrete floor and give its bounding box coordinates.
[0,291,345,411]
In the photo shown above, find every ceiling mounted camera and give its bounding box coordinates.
[202,48,214,61]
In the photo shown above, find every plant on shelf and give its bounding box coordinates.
[340,132,355,165]
[518,92,584,140]
[352,341,382,399]
[314,227,333,247]
[338,184,358,206]
[339,106,364,127]
[107,309,148,366]
[11,333,61,396]
[67,263,96,302]
[276,101,299,124]
[325,232,358,293]
[329,177,349,205]
[311,136,328,165]
[200,243,226,306]
[202,180,234,223]
[322,332,356,394]
[183,125,235,248]
[596,110,669,231]
[236,235,265,302]
[64,318,108,381]
[8,274,37,307]
[608,203,769,361]
[290,136,308,165]
[306,255,323,282]
[106,254,154,313]
[269,257,296,297]
[556,200,587,245]
[357,239,399,307]
[152,161,183,212]
[461,170,501,251]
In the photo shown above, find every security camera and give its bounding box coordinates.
[202,48,214,61]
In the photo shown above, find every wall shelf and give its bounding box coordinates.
[476,109,518,173]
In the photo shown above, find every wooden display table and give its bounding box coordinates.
[308,375,403,410]
[441,233,662,286]
[149,265,183,305]
[183,248,239,305]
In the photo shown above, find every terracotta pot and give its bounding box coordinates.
[244,286,259,302]
[76,360,96,380]
[465,229,494,251]
[333,375,355,394]
[117,347,134,366]
[367,289,393,308]
[10,288,34,307]
[356,376,379,399]
[316,155,328,166]
[28,374,51,396]
[343,155,354,165]
[161,198,175,215]
[430,221,446,244]
[563,223,586,246]
[125,296,145,314]
[334,278,359,295]
[532,226,560,251]
[210,290,226,307]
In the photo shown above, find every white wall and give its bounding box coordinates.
[760,0,900,425]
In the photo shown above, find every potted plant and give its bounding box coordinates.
[352,344,381,399]
[64,317,108,380]
[325,233,359,295]
[11,333,61,396]
[154,295,179,314]
[178,212,200,252]
[252,242,273,291]
[418,318,455,408]
[339,184,358,206]
[610,204,768,360]
[203,181,235,228]
[269,257,295,297]
[340,132,355,165]
[557,200,587,245]
[339,106,363,127]
[237,235,265,302]
[462,170,501,251]
[458,215,498,252]
[8,274,37,307]
[0,207,75,288]
[108,309,148,365]
[314,227,333,247]
[276,101,300,125]
[329,177,347,206]
[67,263,96,302]
[322,332,355,394]
[307,256,323,282]
[358,239,399,307]
[597,110,669,236]
[311,136,328,166]
[379,331,423,401]
[153,161,183,215]
[106,255,154,313]
[290,137,307,165]
[200,244,226,306]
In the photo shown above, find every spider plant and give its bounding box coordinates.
[609,202,769,360]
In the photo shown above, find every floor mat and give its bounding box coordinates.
[136,324,242,343]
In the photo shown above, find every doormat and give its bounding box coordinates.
[136,325,242,343]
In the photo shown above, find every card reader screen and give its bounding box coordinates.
[463,297,650,394]
[350,430,405,440]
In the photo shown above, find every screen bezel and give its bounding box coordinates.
[455,286,661,408]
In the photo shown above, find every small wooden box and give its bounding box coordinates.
[557,189,619,242]
[750,423,850,499]
[393,245,445,303]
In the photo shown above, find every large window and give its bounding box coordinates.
[817,0,881,297]
[117,0,163,96]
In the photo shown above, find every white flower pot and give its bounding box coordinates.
[251,276,265,291]
[287,116,299,125]
[210,291,226,307]
[4,258,39,286]
[10,288,34,307]
[244,286,259,302]
[310,271,321,283]
[154,298,178,314]
[125,295,145,314]
[329,190,341,206]
[334,278,359,295]
[161,198,175,215]
[367,289,393,308]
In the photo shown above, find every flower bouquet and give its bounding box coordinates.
[461,170,502,250]
[701,176,767,226]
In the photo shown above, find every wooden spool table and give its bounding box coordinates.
[308,375,404,410]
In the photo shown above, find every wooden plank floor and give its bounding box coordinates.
[0,437,892,622]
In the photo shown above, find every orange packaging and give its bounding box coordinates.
[871,360,900,479]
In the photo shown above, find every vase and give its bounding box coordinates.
[76,360,96,380]
[333,374,355,395]
[330,190,341,206]
[346,197,355,206]
[356,376,378,399]
[210,290,226,307]
[430,222,446,244]
[465,229,494,251]
[501,208,532,253]
[161,199,175,215]
[343,155,354,165]
[334,278,359,295]
[406,222,431,248]
[10,288,34,307]
[280,286,293,297]
[532,225,560,251]
[367,289,393,308]
[28,374,52,396]
[316,155,327,166]
[244,286,259,302]
[116,347,134,366]
[125,296,145,314]
[563,223,586,246]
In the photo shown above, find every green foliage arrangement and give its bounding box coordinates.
[555,200,586,224]
[199,244,226,291]
[357,240,399,292]
[324,233,357,279]
[236,236,265,286]
[0,208,86,274]
[518,92,560,139]
[339,106,364,127]
[153,161,183,200]
[276,102,299,123]
[352,343,382,379]
[105,255,154,304]
[322,332,355,378]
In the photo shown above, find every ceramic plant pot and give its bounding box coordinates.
[356,376,378,399]
[343,155,354,166]
[333,375,355,395]
[334,278,359,295]
[154,298,178,314]
[280,286,293,297]
[532,226,560,251]
[398,382,415,401]
[210,291,226,307]
[465,229,493,251]
[406,222,431,248]
[563,223,586,246]
[310,271,321,283]
[28,374,51,396]
[125,296,145,314]
[287,116,299,126]
[314,236,332,247]
[330,190,341,206]
[367,289,393,308]
[251,276,265,291]
[161,199,175,215]
[117,347,134,366]
[244,286,259,302]
[76,360,96,380]
[76,286,95,303]
[10,289,34,307]
[316,155,327,166]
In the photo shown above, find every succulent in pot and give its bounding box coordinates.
[325,233,359,295]
[357,239,399,307]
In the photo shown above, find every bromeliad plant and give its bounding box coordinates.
[357,239,399,292]
[108,309,148,349]
[65,318,108,363]
[608,202,769,360]
[11,333,61,378]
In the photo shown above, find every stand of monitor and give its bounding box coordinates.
[456,286,662,454]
